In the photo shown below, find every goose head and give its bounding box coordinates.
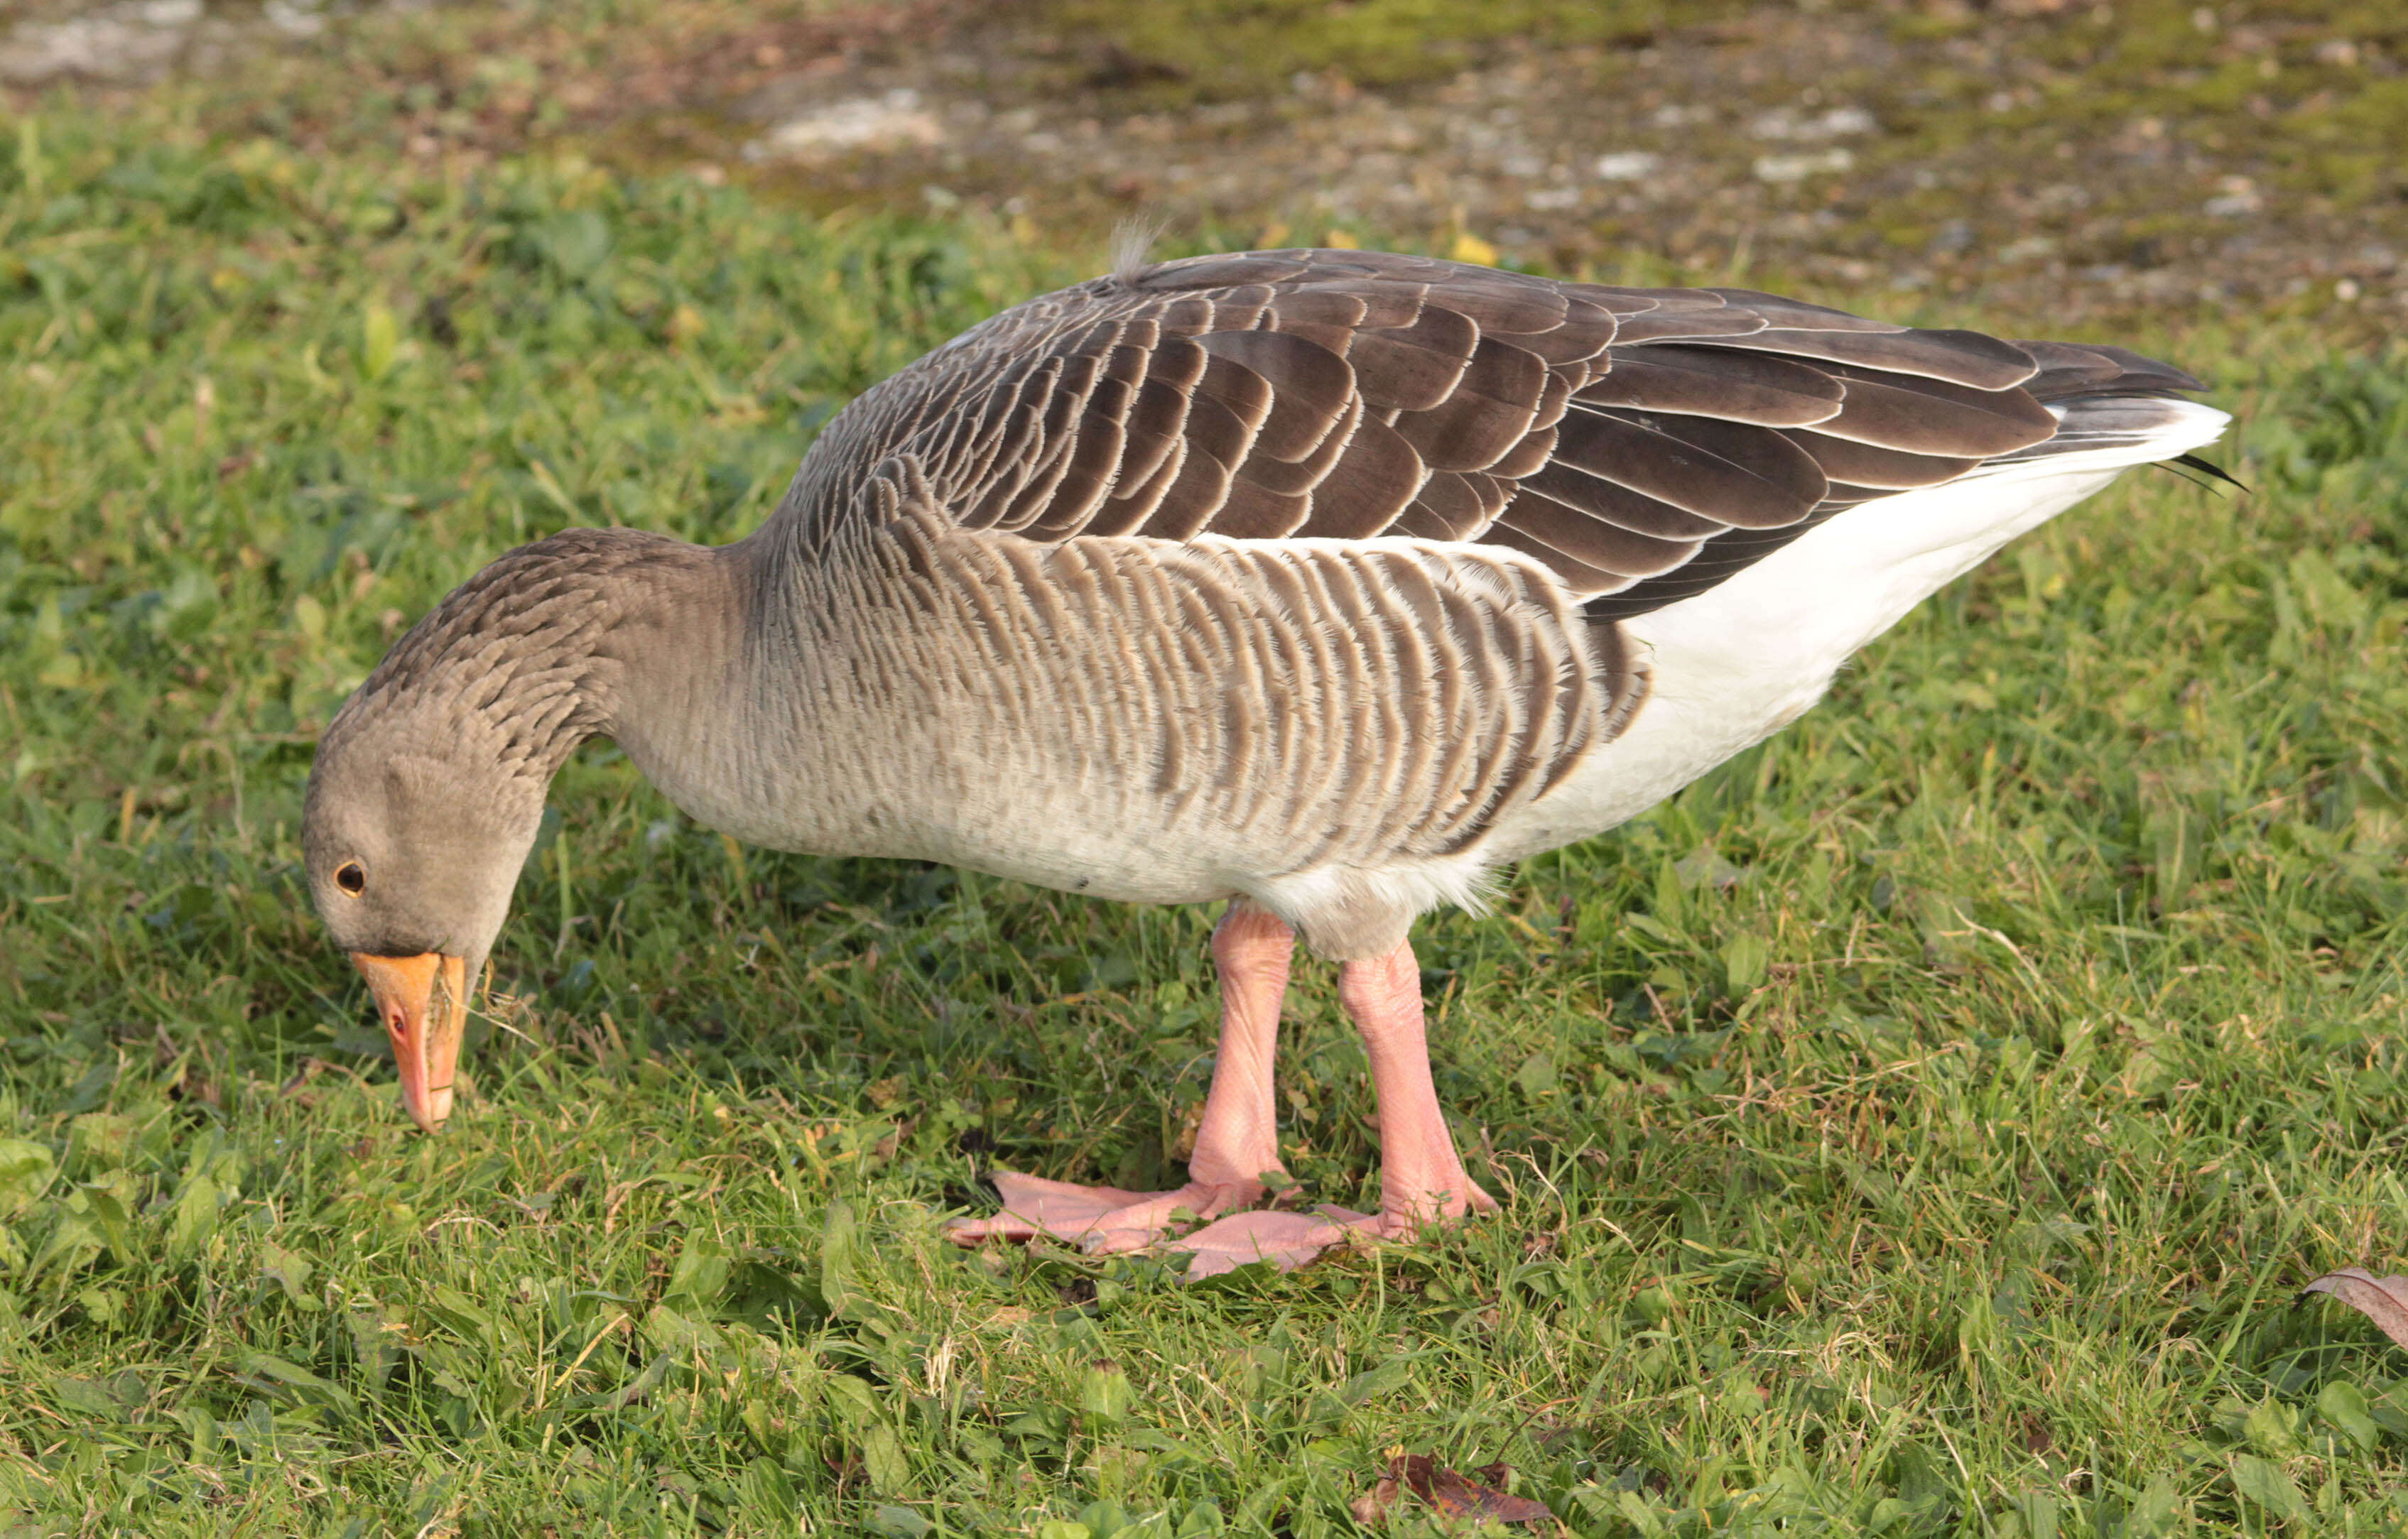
[303,701,549,1133]
[296,528,710,1131]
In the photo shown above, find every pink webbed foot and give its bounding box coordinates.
[946,1170,1273,1254]
[1166,1207,1377,1278]
[1171,1178,1499,1279]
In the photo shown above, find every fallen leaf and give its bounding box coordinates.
[1363,1453,1557,1529]
[2300,1269,2408,1350]
[2017,1409,2054,1456]
[1444,1462,1556,1526]
[1350,1468,1399,1526]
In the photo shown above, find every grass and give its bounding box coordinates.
[4,78,2408,1539]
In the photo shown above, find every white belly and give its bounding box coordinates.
[1485,457,2138,861]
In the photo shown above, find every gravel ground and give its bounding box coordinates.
[6,0,2404,328]
[700,4,2407,327]
[0,0,343,84]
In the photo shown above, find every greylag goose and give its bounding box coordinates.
[303,247,2227,1276]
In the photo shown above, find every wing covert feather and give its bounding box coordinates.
[787,245,2207,629]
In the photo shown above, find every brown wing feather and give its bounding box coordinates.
[787,246,2202,620]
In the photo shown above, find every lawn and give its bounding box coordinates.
[4,82,2408,1539]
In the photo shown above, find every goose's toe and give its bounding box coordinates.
[1168,1202,1495,1278]
[1168,1208,1369,1278]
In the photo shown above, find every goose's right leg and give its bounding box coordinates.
[948,901,1295,1252]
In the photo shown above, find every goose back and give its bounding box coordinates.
[772,248,2193,611]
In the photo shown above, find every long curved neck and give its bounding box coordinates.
[340,528,748,790]
[595,537,767,824]
[613,521,847,849]
[375,513,933,861]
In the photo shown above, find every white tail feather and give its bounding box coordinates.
[1982,396,2230,472]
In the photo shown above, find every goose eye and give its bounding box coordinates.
[335,861,367,896]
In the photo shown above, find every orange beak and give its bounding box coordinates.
[350,952,468,1133]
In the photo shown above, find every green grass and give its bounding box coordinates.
[4,94,2408,1539]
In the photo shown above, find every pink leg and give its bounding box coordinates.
[1186,900,1293,1189]
[1173,935,1496,1277]
[1338,940,1496,1229]
[948,903,1297,1253]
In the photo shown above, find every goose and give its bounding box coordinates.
[303,246,2228,1277]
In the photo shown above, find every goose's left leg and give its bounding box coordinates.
[948,901,1297,1252]
[1171,936,1497,1277]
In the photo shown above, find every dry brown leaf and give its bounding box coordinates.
[1349,1468,1400,1526]
[1358,1453,1558,1530]
[2301,1269,2408,1350]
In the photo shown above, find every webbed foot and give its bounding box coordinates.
[947,1170,1276,1254]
